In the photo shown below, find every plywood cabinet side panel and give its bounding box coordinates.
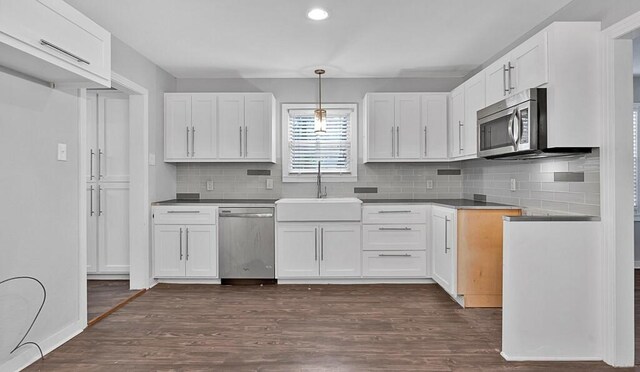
[456,209,521,295]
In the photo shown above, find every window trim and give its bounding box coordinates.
[634,103,640,220]
[281,103,358,183]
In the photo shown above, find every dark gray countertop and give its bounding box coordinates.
[504,215,600,222]
[360,199,521,210]
[154,199,278,206]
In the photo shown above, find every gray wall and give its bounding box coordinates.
[176,77,464,200]
[111,37,177,203]
[463,150,600,216]
[0,72,80,366]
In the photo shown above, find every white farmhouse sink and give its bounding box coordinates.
[275,198,362,222]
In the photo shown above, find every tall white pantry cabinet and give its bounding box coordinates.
[86,91,130,275]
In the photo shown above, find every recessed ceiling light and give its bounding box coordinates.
[307,8,329,21]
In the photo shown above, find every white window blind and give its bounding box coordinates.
[287,109,353,174]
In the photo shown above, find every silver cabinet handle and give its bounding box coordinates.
[97,186,103,216]
[314,227,318,261]
[244,126,248,157]
[508,62,515,92]
[40,39,90,65]
[378,227,412,231]
[98,149,104,179]
[89,149,95,180]
[89,185,94,216]
[239,126,243,157]
[444,217,450,253]
[179,228,183,260]
[167,210,201,214]
[186,127,190,157]
[423,127,427,157]
[458,121,464,153]
[391,127,395,157]
[185,228,190,260]
[378,210,412,214]
[378,254,411,257]
[191,126,195,157]
[320,227,324,261]
[396,126,400,157]
[503,64,509,95]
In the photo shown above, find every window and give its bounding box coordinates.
[634,104,640,215]
[282,103,358,182]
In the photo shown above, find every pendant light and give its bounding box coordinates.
[314,69,327,133]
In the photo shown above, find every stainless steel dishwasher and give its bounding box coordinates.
[218,207,275,281]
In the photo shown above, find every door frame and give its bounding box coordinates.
[600,12,640,367]
[78,72,150,327]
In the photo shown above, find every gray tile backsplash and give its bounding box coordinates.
[176,162,463,200]
[462,149,600,216]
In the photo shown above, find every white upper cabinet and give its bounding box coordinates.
[462,73,485,158]
[421,94,448,160]
[485,26,549,106]
[364,93,448,162]
[0,0,111,87]
[449,86,465,158]
[164,93,276,163]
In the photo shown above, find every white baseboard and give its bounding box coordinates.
[1,320,84,372]
[500,351,602,362]
[87,274,129,280]
[156,278,221,285]
[277,278,436,285]
[635,261,640,269]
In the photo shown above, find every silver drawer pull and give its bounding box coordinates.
[378,227,412,231]
[40,39,90,64]
[378,210,412,214]
[167,210,201,214]
[378,254,412,257]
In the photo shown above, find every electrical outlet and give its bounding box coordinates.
[266,178,274,190]
[510,178,517,191]
[57,143,67,161]
[426,180,433,190]
[206,180,214,191]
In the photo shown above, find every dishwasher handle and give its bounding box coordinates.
[219,212,273,218]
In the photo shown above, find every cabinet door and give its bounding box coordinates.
[362,224,427,251]
[432,208,455,295]
[218,94,245,159]
[463,75,485,158]
[191,94,217,159]
[165,94,191,160]
[276,224,319,278]
[319,223,361,277]
[366,94,395,160]
[97,183,129,273]
[485,56,510,106]
[86,92,98,182]
[395,94,422,159]
[421,94,448,160]
[87,184,98,273]
[98,92,129,182]
[153,225,186,277]
[244,94,273,160]
[449,87,465,158]
[511,32,548,93]
[184,225,218,277]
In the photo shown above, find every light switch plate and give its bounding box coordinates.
[426,180,433,190]
[206,180,214,191]
[266,178,274,190]
[57,143,67,161]
[510,178,517,191]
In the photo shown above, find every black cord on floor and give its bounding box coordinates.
[0,276,46,361]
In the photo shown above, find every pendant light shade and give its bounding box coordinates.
[314,69,326,133]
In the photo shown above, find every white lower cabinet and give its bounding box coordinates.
[362,251,427,277]
[432,206,456,296]
[276,223,361,278]
[152,206,218,278]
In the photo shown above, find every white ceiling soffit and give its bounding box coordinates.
[64,0,572,79]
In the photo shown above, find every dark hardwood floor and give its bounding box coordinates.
[87,280,140,323]
[26,274,640,371]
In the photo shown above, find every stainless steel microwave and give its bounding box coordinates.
[477,88,590,160]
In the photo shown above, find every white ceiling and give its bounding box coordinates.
[65,0,572,79]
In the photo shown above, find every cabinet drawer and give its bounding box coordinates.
[362,224,427,251]
[153,206,217,225]
[0,0,110,80]
[362,205,427,224]
[362,250,427,278]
